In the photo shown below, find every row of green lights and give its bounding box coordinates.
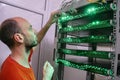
[59,3,116,23]
[58,48,113,59]
[56,59,113,76]
[59,35,112,43]
[59,20,112,33]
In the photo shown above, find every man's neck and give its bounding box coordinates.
[10,46,31,68]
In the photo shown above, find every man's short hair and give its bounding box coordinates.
[0,19,22,48]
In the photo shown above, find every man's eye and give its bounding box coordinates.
[29,25,32,30]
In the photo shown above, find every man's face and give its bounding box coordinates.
[15,17,38,48]
[23,24,38,48]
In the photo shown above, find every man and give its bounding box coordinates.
[0,11,59,80]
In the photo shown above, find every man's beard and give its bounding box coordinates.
[24,35,38,49]
[29,40,38,48]
[25,39,38,49]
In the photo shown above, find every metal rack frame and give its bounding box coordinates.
[53,0,120,80]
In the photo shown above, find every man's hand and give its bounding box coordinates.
[48,10,60,25]
[43,61,54,80]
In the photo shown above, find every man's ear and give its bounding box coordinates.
[13,33,24,43]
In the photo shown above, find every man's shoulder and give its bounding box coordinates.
[0,57,18,77]
[1,56,17,70]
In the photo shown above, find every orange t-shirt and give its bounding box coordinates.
[0,50,36,80]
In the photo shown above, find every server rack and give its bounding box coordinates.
[54,0,120,80]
